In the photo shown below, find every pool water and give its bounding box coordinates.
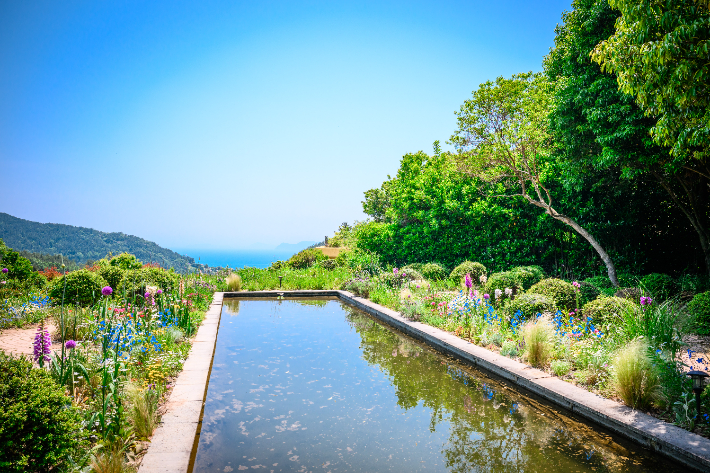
[191,298,681,473]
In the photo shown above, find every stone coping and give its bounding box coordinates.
[220,290,710,472]
[138,292,225,473]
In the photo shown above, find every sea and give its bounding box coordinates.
[172,249,298,269]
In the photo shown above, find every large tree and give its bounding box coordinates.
[449,72,620,286]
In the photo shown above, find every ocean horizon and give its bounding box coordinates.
[172,249,299,269]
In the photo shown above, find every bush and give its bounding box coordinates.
[614,287,642,302]
[419,263,448,281]
[522,315,554,367]
[551,360,571,377]
[0,353,86,472]
[400,300,426,321]
[118,267,179,296]
[527,278,577,310]
[287,248,328,269]
[449,261,487,284]
[109,252,143,270]
[399,266,425,281]
[500,340,519,357]
[483,271,523,303]
[225,273,242,292]
[640,273,677,301]
[341,278,373,298]
[402,263,424,273]
[98,265,125,291]
[49,269,107,306]
[581,296,638,324]
[578,281,600,306]
[612,339,660,410]
[0,240,34,282]
[584,275,613,290]
[319,259,336,270]
[509,265,545,290]
[503,293,557,321]
[678,274,710,294]
[336,249,382,276]
[688,291,710,335]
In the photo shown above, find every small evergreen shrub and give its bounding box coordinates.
[109,252,143,270]
[578,281,600,306]
[527,278,577,310]
[483,271,523,302]
[98,265,125,291]
[419,263,448,281]
[287,248,328,269]
[0,353,86,473]
[504,293,557,320]
[522,315,554,367]
[500,340,518,357]
[225,273,242,291]
[450,261,487,284]
[688,291,710,335]
[509,265,545,290]
[640,273,677,301]
[612,339,660,410]
[49,269,107,306]
[581,296,638,324]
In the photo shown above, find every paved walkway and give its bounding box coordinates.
[0,322,62,358]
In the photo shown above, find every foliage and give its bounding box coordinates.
[522,315,555,367]
[49,269,107,306]
[551,360,571,377]
[287,248,328,270]
[509,265,545,290]
[118,267,178,297]
[17,250,81,271]
[237,266,350,292]
[0,212,195,271]
[578,281,601,305]
[399,266,425,281]
[504,294,557,321]
[500,339,519,357]
[127,385,159,439]
[527,278,577,310]
[688,291,710,335]
[612,339,661,410]
[449,261,487,284]
[335,248,382,276]
[581,296,638,324]
[0,239,34,281]
[109,252,143,271]
[483,271,523,301]
[341,278,373,298]
[614,299,687,357]
[419,262,448,281]
[640,273,677,301]
[225,273,242,291]
[0,353,86,473]
[98,265,126,291]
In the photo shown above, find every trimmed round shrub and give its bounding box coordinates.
[450,261,487,284]
[420,263,447,281]
[578,281,601,306]
[640,273,677,301]
[287,248,328,269]
[118,267,179,296]
[504,293,557,321]
[509,265,545,290]
[483,271,523,303]
[49,269,107,306]
[403,263,425,273]
[688,291,710,335]
[98,265,125,291]
[527,278,577,310]
[109,252,143,270]
[0,353,87,473]
[581,296,638,324]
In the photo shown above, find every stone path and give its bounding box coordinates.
[0,321,62,358]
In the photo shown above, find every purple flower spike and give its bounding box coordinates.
[464,273,473,289]
[101,286,113,296]
[65,340,77,349]
[1,268,7,274]
[33,328,52,363]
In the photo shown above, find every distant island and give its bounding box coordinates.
[0,212,195,272]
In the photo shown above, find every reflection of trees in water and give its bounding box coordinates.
[223,300,240,316]
[342,307,642,473]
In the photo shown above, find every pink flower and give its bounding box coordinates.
[464,273,473,289]
[572,281,580,289]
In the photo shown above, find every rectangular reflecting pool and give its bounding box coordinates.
[192,298,682,473]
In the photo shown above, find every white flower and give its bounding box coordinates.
[494,289,502,300]
[479,274,488,284]
[505,288,513,297]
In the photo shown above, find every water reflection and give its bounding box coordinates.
[192,299,680,473]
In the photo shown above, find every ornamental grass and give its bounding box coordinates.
[522,314,555,367]
[612,338,660,410]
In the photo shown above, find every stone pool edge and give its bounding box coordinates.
[222,290,710,472]
[138,292,225,473]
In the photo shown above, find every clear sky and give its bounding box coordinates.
[1,0,570,251]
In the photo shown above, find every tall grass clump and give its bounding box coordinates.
[89,446,125,473]
[225,273,242,291]
[126,385,159,439]
[612,339,660,410]
[522,315,555,367]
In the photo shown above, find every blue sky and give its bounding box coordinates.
[1,0,570,251]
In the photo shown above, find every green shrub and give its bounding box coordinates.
[319,259,337,270]
[504,293,557,320]
[118,267,178,296]
[640,273,677,301]
[403,263,424,272]
[612,339,660,410]
[584,275,613,290]
[450,261,487,284]
[341,278,373,298]
[578,281,600,305]
[581,296,638,324]
[109,252,143,270]
[0,241,34,282]
[551,360,571,377]
[688,291,710,335]
[483,271,523,302]
[336,249,382,276]
[49,269,107,306]
[527,278,577,310]
[500,340,519,357]
[98,265,125,291]
[509,265,545,290]
[287,248,328,269]
[0,353,86,472]
[522,315,554,367]
[419,263,448,281]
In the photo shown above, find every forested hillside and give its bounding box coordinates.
[0,212,195,272]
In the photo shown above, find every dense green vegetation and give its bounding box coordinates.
[0,212,195,272]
